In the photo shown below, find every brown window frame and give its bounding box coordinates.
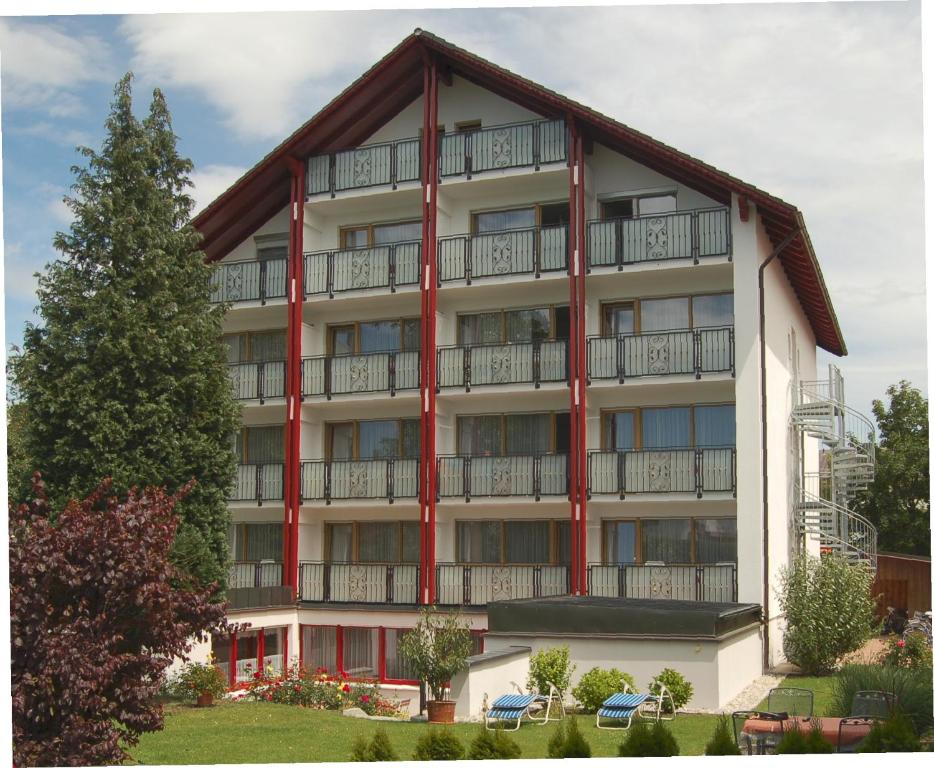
[454,518,571,565]
[339,218,423,250]
[600,192,678,220]
[469,200,570,235]
[601,516,737,566]
[326,317,421,355]
[324,520,421,564]
[454,305,569,345]
[223,329,288,362]
[599,292,734,336]
[236,424,286,464]
[600,403,736,451]
[455,411,570,456]
[325,418,421,460]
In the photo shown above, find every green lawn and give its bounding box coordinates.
[754,676,836,715]
[129,703,720,763]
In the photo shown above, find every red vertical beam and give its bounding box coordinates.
[229,630,238,688]
[567,119,580,595]
[426,56,440,604]
[418,56,432,605]
[575,132,588,595]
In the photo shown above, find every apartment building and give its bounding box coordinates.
[191,30,877,708]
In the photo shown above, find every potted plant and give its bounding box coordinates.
[175,660,228,707]
[398,606,473,723]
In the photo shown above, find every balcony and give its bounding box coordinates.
[228,361,286,401]
[302,351,420,399]
[587,327,734,382]
[300,458,419,503]
[306,118,566,198]
[437,224,568,283]
[436,454,568,501]
[435,563,570,606]
[231,463,285,503]
[588,448,736,497]
[210,258,288,304]
[226,561,292,609]
[298,562,419,604]
[587,563,737,602]
[587,207,731,269]
[437,339,567,390]
[304,241,421,298]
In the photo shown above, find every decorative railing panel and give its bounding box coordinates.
[438,119,566,178]
[298,561,420,604]
[302,351,419,398]
[300,458,419,503]
[228,361,286,401]
[587,563,737,602]
[231,463,285,503]
[210,258,288,304]
[588,448,736,497]
[436,453,568,500]
[307,137,421,196]
[437,225,568,283]
[228,561,283,589]
[435,563,569,606]
[437,339,567,389]
[587,207,731,268]
[587,327,734,381]
[304,242,421,298]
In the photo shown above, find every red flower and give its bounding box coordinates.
[341,671,349,680]
[294,685,302,693]
[897,639,906,648]
[253,671,262,679]
[342,684,351,693]
[361,695,370,703]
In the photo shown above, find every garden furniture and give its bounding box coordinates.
[639,682,677,721]
[850,690,896,719]
[732,710,786,754]
[596,684,654,730]
[737,713,874,753]
[836,716,880,753]
[766,686,814,717]
[484,687,562,731]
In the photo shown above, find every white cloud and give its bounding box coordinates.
[3,242,46,304]
[189,163,249,215]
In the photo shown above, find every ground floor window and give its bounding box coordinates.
[211,625,289,688]
[602,517,736,565]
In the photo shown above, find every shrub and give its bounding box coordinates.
[467,726,521,759]
[881,633,933,671]
[527,646,574,696]
[172,661,228,700]
[649,668,693,712]
[546,721,566,759]
[572,667,636,713]
[618,721,680,757]
[351,729,399,761]
[398,607,473,702]
[777,553,877,675]
[704,715,741,756]
[773,722,832,754]
[857,713,922,752]
[546,718,592,758]
[413,729,464,761]
[829,664,933,731]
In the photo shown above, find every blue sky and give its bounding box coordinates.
[1,3,927,422]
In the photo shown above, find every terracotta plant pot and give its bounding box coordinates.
[427,699,455,724]
[196,692,214,708]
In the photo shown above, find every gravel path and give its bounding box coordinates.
[682,673,786,715]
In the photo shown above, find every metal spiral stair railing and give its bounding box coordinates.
[795,480,878,571]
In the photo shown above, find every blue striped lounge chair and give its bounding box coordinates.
[596,687,653,730]
[485,684,564,730]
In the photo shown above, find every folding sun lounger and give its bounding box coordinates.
[484,684,565,730]
[596,691,653,730]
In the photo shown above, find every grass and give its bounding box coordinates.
[754,675,836,715]
[129,703,720,763]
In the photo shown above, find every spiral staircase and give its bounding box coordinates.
[790,365,878,572]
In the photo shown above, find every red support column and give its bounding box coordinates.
[229,631,238,688]
[567,119,580,595]
[426,57,440,604]
[575,132,588,595]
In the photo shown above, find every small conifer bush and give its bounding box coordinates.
[467,726,521,759]
[413,728,464,761]
[618,721,680,757]
[857,713,922,753]
[546,717,591,758]
[351,729,398,761]
[704,715,741,756]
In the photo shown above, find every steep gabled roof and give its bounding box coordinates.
[193,29,846,356]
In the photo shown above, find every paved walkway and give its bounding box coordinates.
[683,673,786,715]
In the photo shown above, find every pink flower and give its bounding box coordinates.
[897,639,906,648]
[342,684,351,693]
[294,685,302,693]
[361,695,370,703]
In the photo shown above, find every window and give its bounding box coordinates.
[456,520,570,564]
[341,220,422,249]
[473,202,569,234]
[384,628,417,681]
[642,519,692,563]
[601,294,734,336]
[605,521,637,564]
[223,330,287,363]
[301,625,338,674]
[235,425,285,463]
[602,193,676,220]
[326,419,420,460]
[695,518,737,563]
[328,318,420,355]
[602,405,735,450]
[602,517,737,565]
[343,627,379,678]
[229,523,282,561]
[326,521,421,563]
[693,404,736,448]
[457,412,569,456]
[457,306,569,345]
[256,240,288,261]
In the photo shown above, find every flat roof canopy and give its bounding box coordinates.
[487,596,761,640]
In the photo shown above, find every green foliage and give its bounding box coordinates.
[704,715,741,755]
[6,399,34,506]
[398,607,473,701]
[350,729,399,761]
[527,646,574,696]
[572,667,636,713]
[777,552,877,674]
[881,633,933,670]
[853,381,930,556]
[467,726,521,759]
[412,728,464,760]
[857,713,922,752]
[170,661,228,699]
[618,720,681,757]
[773,722,833,754]
[829,664,934,731]
[9,74,240,589]
[649,668,694,711]
[545,717,591,758]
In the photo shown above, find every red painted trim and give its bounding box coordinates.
[419,60,431,606]
[257,628,266,671]
[567,119,579,595]
[229,630,238,688]
[283,629,289,672]
[738,195,750,222]
[378,627,387,681]
[297,624,304,670]
[426,57,440,604]
[336,626,345,676]
[575,131,588,595]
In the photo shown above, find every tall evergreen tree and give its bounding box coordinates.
[10,74,240,588]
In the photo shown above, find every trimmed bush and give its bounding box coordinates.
[546,718,591,758]
[467,726,521,759]
[857,713,922,753]
[527,646,574,696]
[412,729,464,761]
[829,664,934,731]
[649,668,693,712]
[704,715,741,756]
[618,721,680,757]
[351,730,398,761]
[572,667,636,713]
[773,722,834,754]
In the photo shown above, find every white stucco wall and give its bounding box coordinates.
[450,647,532,721]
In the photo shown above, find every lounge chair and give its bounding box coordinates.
[596,684,653,730]
[640,682,677,721]
[484,683,564,730]
[837,716,879,753]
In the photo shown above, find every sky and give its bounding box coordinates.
[0,1,927,423]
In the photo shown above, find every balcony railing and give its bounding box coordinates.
[436,454,568,501]
[588,448,736,497]
[438,118,567,178]
[587,327,734,382]
[437,224,568,283]
[302,351,419,399]
[304,241,421,298]
[587,207,731,269]
[231,463,285,503]
[435,563,570,606]
[210,258,288,304]
[228,361,286,401]
[298,561,419,604]
[300,458,419,503]
[307,137,421,196]
[228,561,283,589]
[587,563,737,602]
[437,339,567,390]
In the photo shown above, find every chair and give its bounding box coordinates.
[731,710,786,755]
[484,693,540,730]
[837,716,879,753]
[850,690,896,719]
[766,686,814,718]
[526,682,565,724]
[596,684,652,730]
[641,682,677,721]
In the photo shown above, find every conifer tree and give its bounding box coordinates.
[10,74,240,588]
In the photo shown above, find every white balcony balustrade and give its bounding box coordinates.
[304,242,421,298]
[302,351,420,399]
[231,463,285,503]
[227,360,286,401]
[437,224,568,283]
[587,563,737,602]
[436,453,568,501]
[298,561,419,604]
[210,258,288,304]
[434,563,569,606]
[437,339,567,390]
[300,458,419,503]
[588,448,736,497]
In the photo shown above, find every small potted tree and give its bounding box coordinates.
[175,660,228,707]
[399,606,473,723]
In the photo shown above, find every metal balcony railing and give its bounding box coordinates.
[298,561,419,604]
[230,463,285,503]
[436,453,568,501]
[435,563,570,606]
[438,118,567,178]
[300,458,419,503]
[228,360,286,401]
[587,562,737,602]
[588,447,736,498]
[304,241,421,298]
[302,351,420,399]
[306,136,421,196]
[210,258,288,304]
[437,224,568,283]
[587,207,731,269]
[587,326,734,382]
[228,561,283,589]
[437,339,568,390]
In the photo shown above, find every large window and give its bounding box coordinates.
[601,293,734,336]
[327,419,420,460]
[603,518,737,565]
[457,412,570,456]
[456,520,570,564]
[602,405,735,450]
[329,318,420,355]
[223,330,287,363]
[341,220,422,249]
[211,625,290,688]
[457,305,570,345]
[235,425,285,463]
[229,522,282,561]
[602,193,676,220]
[325,521,420,563]
[473,202,569,234]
